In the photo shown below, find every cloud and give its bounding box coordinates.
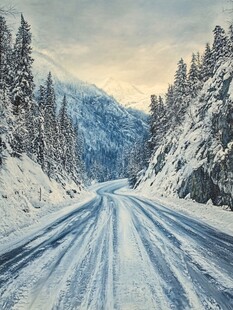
[3,0,230,92]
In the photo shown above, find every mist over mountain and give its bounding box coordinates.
[33,51,149,182]
[98,77,151,113]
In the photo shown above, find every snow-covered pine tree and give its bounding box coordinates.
[43,72,60,176]
[164,84,175,130]
[173,58,188,123]
[128,134,149,188]
[202,43,212,82]
[158,96,164,113]
[11,14,35,156]
[174,58,188,103]
[196,51,203,82]
[36,85,46,168]
[188,53,199,98]
[128,143,142,187]
[58,94,78,181]
[74,122,86,182]
[66,115,77,179]
[149,94,158,149]
[148,94,166,149]
[11,14,34,113]
[165,84,174,107]
[211,26,228,73]
[58,94,69,171]
[0,15,12,95]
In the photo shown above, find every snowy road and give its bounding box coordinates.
[0,180,233,310]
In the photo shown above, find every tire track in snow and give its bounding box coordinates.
[0,198,103,309]
[112,196,169,310]
[123,195,233,310]
[0,180,233,310]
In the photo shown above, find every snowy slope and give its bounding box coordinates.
[0,154,88,238]
[99,77,151,113]
[32,52,149,182]
[138,59,233,209]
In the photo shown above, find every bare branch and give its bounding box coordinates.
[0,5,18,17]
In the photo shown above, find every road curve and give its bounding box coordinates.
[0,179,233,310]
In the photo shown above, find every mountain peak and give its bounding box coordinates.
[101,77,144,96]
[99,77,150,113]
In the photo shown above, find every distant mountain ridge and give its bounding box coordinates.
[99,77,151,113]
[32,51,149,182]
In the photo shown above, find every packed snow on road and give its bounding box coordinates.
[0,180,233,310]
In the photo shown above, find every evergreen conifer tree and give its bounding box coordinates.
[202,43,212,82]
[173,58,188,122]
[11,14,34,114]
[188,53,199,98]
[11,14,34,155]
[149,94,158,149]
[211,26,228,73]
[0,15,12,95]
[34,85,47,170]
[43,72,60,176]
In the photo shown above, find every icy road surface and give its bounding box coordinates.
[0,180,233,310]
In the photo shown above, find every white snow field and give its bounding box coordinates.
[0,179,233,310]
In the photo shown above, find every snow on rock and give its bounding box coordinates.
[0,154,90,239]
[138,59,233,209]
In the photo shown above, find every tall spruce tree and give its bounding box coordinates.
[211,26,228,73]
[58,94,78,180]
[0,15,12,95]
[202,43,212,82]
[11,14,34,155]
[74,122,86,181]
[43,72,59,176]
[196,52,203,81]
[188,53,199,98]
[173,58,188,122]
[11,14,34,113]
[59,94,69,171]
[165,84,174,107]
[149,94,158,149]
[36,85,46,168]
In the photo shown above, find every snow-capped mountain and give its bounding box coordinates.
[99,77,151,113]
[32,52,149,182]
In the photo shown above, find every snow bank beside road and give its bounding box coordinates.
[0,154,93,241]
[120,186,233,237]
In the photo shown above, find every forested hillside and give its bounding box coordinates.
[137,25,233,210]
[0,15,81,183]
[0,13,148,196]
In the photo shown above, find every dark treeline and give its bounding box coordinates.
[0,14,82,183]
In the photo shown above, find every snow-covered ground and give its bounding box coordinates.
[0,179,233,310]
[0,154,92,243]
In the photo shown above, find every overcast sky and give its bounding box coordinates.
[3,0,232,92]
